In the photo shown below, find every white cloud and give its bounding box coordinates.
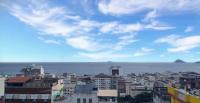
[133,47,154,56]
[66,36,109,51]
[78,51,131,60]
[143,10,158,22]
[156,35,200,52]
[144,19,175,30]
[143,10,175,30]
[185,26,193,32]
[114,34,138,50]
[66,36,99,51]
[100,22,118,33]
[100,22,144,34]
[38,37,61,45]
[160,54,165,57]
[98,0,200,15]
[10,3,75,36]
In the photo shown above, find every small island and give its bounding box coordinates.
[195,61,200,63]
[174,59,186,63]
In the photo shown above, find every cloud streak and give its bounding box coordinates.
[134,47,154,56]
[98,0,200,15]
[156,35,200,52]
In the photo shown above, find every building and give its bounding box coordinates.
[153,81,171,103]
[129,84,151,97]
[117,78,126,97]
[63,83,76,95]
[109,66,122,76]
[167,86,200,103]
[179,72,200,90]
[20,64,45,77]
[0,78,5,103]
[97,90,118,103]
[61,83,98,103]
[4,76,63,103]
[94,73,112,90]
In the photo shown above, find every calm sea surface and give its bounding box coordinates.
[0,62,200,75]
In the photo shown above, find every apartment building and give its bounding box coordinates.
[94,73,112,90]
[4,76,63,103]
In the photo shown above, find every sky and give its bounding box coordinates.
[0,0,200,62]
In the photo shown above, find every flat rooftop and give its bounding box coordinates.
[97,90,118,97]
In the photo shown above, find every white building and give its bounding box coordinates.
[64,83,76,95]
[94,73,112,90]
[59,84,98,103]
[0,77,5,99]
[70,93,97,103]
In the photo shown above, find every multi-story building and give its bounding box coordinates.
[60,83,117,103]
[4,76,63,103]
[60,83,98,103]
[153,81,171,103]
[130,84,151,97]
[117,78,126,97]
[0,77,5,103]
[179,72,200,90]
[94,73,112,90]
[110,66,121,76]
[64,83,76,95]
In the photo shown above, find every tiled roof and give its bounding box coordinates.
[6,77,31,83]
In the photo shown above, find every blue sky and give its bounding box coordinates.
[0,0,200,62]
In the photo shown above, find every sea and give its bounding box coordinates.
[0,62,200,75]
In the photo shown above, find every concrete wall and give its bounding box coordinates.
[0,78,5,97]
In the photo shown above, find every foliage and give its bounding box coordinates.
[118,92,153,103]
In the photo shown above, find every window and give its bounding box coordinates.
[83,98,86,103]
[89,98,92,103]
[77,98,80,103]
[112,98,115,102]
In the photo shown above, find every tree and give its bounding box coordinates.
[118,92,153,103]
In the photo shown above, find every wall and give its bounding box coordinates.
[0,78,5,97]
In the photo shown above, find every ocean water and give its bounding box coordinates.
[0,62,200,75]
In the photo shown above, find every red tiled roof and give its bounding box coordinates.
[6,77,31,83]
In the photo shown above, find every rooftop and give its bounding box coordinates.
[6,76,58,88]
[75,84,96,94]
[6,77,31,83]
[97,90,118,97]
[95,73,111,78]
